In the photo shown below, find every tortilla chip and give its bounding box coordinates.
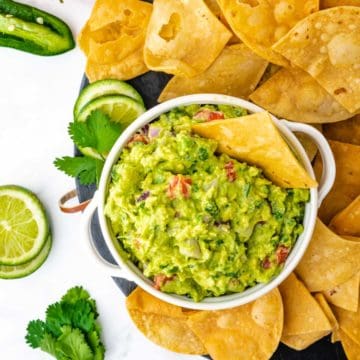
[192,111,317,188]
[158,44,268,102]
[343,235,360,242]
[314,293,339,332]
[217,0,319,66]
[323,272,360,312]
[128,310,207,354]
[281,331,330,350]
[333,304,360,347]
[331,329,341,343]
[295,124,322,161]
[296,219,360,292]
[321,0,360,8]
[272,6,360,113]
[329,195,360,237]
[314,140,360,224]
[144,0,231,77]
[79,0,152,62]
[187,288,283,360]
[339,329,360,360]
[323,114,360,146]
[86,48,148,82]
[126,288,207,355]
[279,273,332,336]
[250,67,354,123]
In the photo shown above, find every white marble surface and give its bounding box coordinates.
[0,1,201,359]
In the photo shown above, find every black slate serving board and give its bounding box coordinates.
[75,73,346,359]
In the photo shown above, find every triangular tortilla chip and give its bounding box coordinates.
[333,304,360,347]
[323,272,360,312]
[279,273,332,336]
[323,114,360,146]
[295,124,322,161]
[296,219,360,292]
[186,288,283,360]
[273,6,360,113]
[329,195,360,237]
[126,288,207,355]
[158,44,268,102]
[192,111,317,188]
[217,0,318,66]
[249,67,354,123]
[144,0,231,77]
[314,140,360,224]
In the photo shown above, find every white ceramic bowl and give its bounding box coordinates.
[83,94,335,310]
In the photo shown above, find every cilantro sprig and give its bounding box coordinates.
[25,286,105,360]
[54,110,121,186]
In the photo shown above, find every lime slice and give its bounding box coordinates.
[76,95,146,159]
[74,79,144,119]
[0,235,52,279]
[0,185,49,265]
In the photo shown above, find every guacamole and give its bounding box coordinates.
[105,104,309,301]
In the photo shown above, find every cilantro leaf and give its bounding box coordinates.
[54,156,102,185]
[87,330,105,360]
[40,333,57,357]
[25,320,46,348]
[55,326,93,360]
[69,110,122,155]
[70,300,95,333]
[61,286,97,316]
[45,302,72,338]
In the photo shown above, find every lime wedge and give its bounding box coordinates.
[0,185,49,265]
[0,235,52,279]
[74,79,144,118]
[76,95,146,159]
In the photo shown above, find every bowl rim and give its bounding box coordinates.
[97,94,318,310]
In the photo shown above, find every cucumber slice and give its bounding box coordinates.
[0,185,49,265]
[74,79,144,118]
[76,95,146,159]
[0,235,52,279]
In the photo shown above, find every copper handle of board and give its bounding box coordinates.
[59,189,91,213]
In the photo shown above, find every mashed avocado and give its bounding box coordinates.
[105,104,309,302]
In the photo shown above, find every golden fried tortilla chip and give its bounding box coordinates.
[158,44,268,102]
[257,63,281,87]
[128,310,207,354]
[314,140,360,224]
[250,67,354,123]
[314,293,339,332]
[321,0,360,8]
[279,273,332,336]
[329,195,360,237]
[323,114,360,146]
[281,331,330,350]
[187,288,283,360]
[333,304,360,347]
[217,0,319,66]
[192,111,317,188]
[323,272,360,312]
[144,0,231,77]
[126,288,207,355]
[296,219,360,292]
[339,329,360,360]
[79,0,152,62]
[295,124,322,161]
[273,6,360,113]
[86,48,148,82]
